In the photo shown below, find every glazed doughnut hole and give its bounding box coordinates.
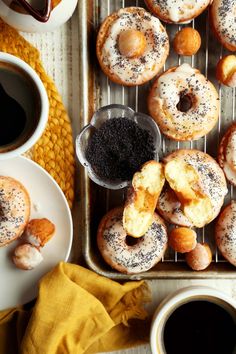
[185,243,212,271]
[118,29,147,58]
[173,27,201,56]
[12,243,43,270]
[216,55,236,88]
[169,227,197,253]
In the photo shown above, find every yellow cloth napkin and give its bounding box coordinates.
[0,263,151,354]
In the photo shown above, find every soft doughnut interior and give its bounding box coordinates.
[123,161,165,238]
[164,159,213,228]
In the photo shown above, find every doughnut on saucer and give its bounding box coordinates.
[215,201,236,267]
[211,0,236,51]
[145,0,212,23]
[158,150,227,227]
[0,176,30,247]
[96,7,169,86]
[218,124,236,186]
[148,64,219,141]
[97,207,167,274]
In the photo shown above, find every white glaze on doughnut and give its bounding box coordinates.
[211,0,236,51]
[97,208,167,274]
[215,201,236,267]
[164,150,228,224]
[101,7,169,85]
[146,0,211,22]
[148,64,219,141]
[0,176,30,246]
[157,186,193,227]
[12,244,43,270]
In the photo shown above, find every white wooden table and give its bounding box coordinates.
[23,9,236,354]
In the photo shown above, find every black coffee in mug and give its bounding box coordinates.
[163,300,236,354]
[0,61,41,152]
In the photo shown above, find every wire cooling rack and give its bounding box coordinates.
[78,0,236,279]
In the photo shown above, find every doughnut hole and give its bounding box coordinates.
[125,235,143,246]
[216,55,236,87]
[185,243,212,271]
[118,29,146,58]
[173,27,201,56]
[177,92,194,112]
[169,227,197,253]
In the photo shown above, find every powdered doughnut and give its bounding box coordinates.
[0,176,30,247]
[211,0,236,51]
[218,124,236,186]
[159,150,227,226]
[96,7,169,86]
[97,207,167,274]
[215,201,236,267]
[145,0,212,23]
[148,64,219,141]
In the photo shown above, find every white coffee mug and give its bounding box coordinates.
[0,0,78,32]
[150,286,236,354]
[0,52,48,159]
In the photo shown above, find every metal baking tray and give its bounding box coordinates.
[78,0,236,279]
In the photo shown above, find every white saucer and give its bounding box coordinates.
[0,156,73,310]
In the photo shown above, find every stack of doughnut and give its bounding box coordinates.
[94,3,236,272]
[0,175,55,270]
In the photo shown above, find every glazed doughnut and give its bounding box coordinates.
[0,176,30,247]
[148,64,219,141]
[97,207,167,274]
[157,186,193,227]
[211,0,236,51]
[215,201,236,267]
[145,0,212,23]
[218,124,236,186]
[12,243,43,270]
[96,7,169,86]
[160,150,227,227]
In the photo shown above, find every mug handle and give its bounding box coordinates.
[15,0,52,23]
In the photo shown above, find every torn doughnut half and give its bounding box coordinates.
[123,161,165,238]
[164,159,213,228]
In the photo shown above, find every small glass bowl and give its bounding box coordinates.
[75,104,162,190]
